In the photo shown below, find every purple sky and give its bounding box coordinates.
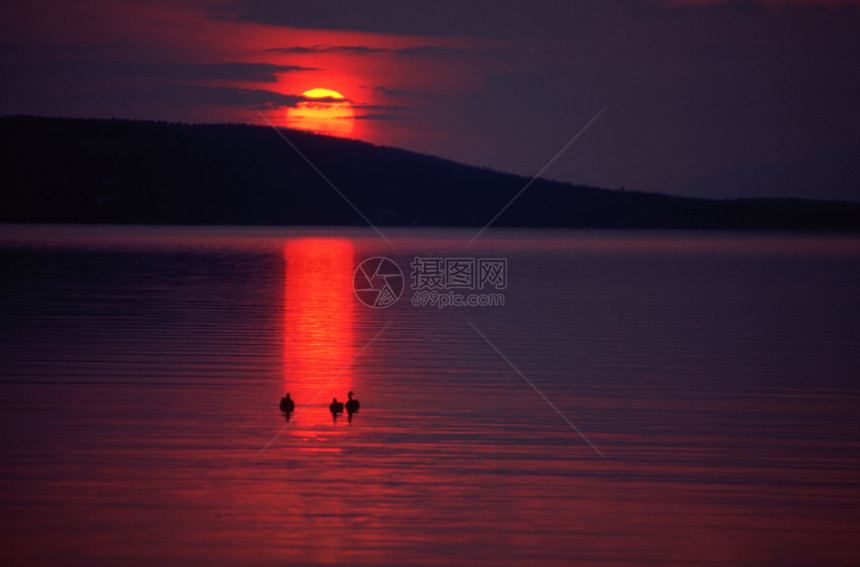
[2,0,859,199]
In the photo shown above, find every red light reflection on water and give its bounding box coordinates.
[282,238,354,435]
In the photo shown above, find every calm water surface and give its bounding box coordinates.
[1,225,859,566]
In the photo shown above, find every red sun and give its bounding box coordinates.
[286,88,356,137]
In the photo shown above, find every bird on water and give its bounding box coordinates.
[345,391,360,413]
[279,393,295,413]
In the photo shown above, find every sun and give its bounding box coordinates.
[286,88,355,137]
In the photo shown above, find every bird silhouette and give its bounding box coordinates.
[279,393,295,413]
[345,391,360,413]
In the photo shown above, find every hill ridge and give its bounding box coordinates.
[1,115,858,230]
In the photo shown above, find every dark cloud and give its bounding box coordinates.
[210,0,616,38]
[301,95,355,104]
[0,82,302,118]
[353,103,413,111]
[130,85,303,108]
[152,62,316,82]
[373,86,414,98]
[325,45,386,55]
[396,46,490,57]
[266,45,382,55]
[97,61,315,82]
[266,45,491,57]
[266,46,319,54]
[0,60,315,85]
[0,40,123,55]
[214,0,859,40]
[354,112,409,121]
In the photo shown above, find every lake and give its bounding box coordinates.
[1,225,859,566]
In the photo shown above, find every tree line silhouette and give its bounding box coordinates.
[2,115,858,229]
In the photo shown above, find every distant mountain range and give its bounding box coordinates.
[1,115,859,230]
[674,149,860,202]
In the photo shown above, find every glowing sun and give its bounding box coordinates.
[286,88,355,136]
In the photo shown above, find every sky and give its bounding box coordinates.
[2,0,859,200]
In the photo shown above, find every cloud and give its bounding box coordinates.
[353,102,413,111]
[214,0,860,40]
[354,112,409,121]
[0,60,316,86]
[266,45,491,58]
[350,99,416,120]
[98,61,315,82]
[396,45,489,57]
[660,0,859,7]
[156,62,316,82]
[372,86,415,98]
[211,0,594,39]
[133,85,304,107]
[0,40,123,55]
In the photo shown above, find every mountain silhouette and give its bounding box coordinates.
[1,115,858,229]
[674,148,860,202]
